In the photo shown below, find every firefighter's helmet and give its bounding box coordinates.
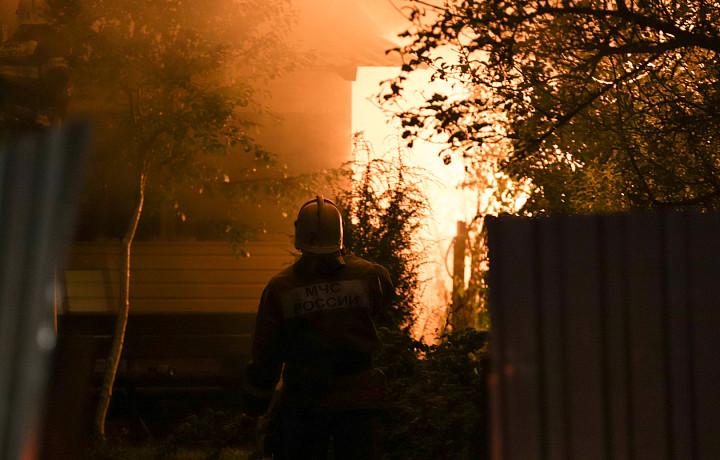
[294,195,343,254]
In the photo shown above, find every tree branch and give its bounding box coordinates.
[537,5,720,53]
[652,191,720,207]
[596,39,685,56]
[409,0,448,13]
[516,56,657,159]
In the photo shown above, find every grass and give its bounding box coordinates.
[91,442,259,460]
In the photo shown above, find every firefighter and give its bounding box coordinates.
[241,195,394,460]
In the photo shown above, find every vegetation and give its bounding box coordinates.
[43,0,303,438]
[373,327,489,460]
[91,441,255,460]
[51,0,301,240]
[382,0,720,214]
[159,410,262,460]
[83,126,489,458]
[335,134,490,459]
[335,133,429,330]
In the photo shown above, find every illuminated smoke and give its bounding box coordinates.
[352,66,478,340]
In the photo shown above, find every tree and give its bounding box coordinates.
[381,0,720,214]
[47,0,300,438]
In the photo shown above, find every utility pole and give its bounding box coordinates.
[451,220,471,330]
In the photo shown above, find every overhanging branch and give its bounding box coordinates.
[537,5,720,53]
[515,56,657,160]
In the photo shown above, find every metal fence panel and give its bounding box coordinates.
[487,211,720,460]
[688,212,720,459]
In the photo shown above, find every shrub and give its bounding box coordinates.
[376,328,490,460]
[338,134,490,458]
[161,409,262,459]
[335,142,429,331]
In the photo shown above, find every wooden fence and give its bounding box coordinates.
[486,210,720,460]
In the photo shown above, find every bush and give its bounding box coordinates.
[335,151,429,331]
[90,408,262,459]
[161,409,262,459]
[340,135,490,458]
[376,328,490,460]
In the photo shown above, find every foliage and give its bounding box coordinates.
[334,135,490,457]
[49,0,303,240]
[90,441,254,460]
[454,216,491,331]
[87,149,490,457]
[88,408,262,459]
[335,133,430,330]
[45,0,304,438]
[444,151,526,332]
[382,0,720,214]
[89,334,491,460]
[161,409,262,460]
[375,327,490,460]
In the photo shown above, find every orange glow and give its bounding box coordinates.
[352,66,478,340]
[352,59,528,340]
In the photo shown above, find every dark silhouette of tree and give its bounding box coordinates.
[382,0,720,213]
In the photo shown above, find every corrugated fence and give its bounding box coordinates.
[487,211,720,460]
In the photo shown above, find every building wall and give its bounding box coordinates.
[62,239,296,314]
[258,68,355,174]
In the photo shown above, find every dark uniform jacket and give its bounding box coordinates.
[241,251,394,415]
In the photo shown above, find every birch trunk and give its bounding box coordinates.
[94,170,147,439]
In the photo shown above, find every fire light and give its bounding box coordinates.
[352,65,477,340]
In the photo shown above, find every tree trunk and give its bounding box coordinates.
[94,170,147,439]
